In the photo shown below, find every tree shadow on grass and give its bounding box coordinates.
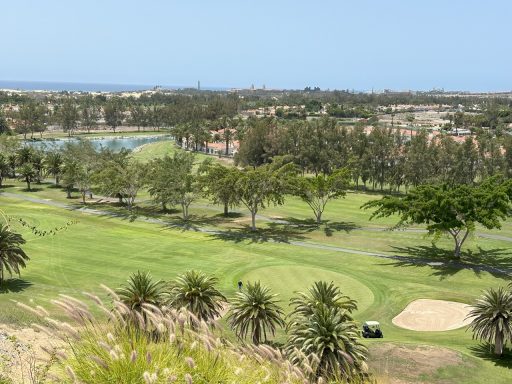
[208,224,307,244]
[0,279,33,294]
[382,245,512,279]
[265,217,360,237]
[323,220,360,236]
[469,344,512,369]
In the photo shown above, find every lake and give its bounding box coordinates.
[24,135,173,152]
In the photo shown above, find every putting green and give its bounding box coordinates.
[243,265,374,313]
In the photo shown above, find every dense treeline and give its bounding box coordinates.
[235,117,512,191]
[1,89,512,137]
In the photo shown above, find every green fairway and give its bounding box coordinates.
[132,139,233,166]
[244,265,375,312]
[1,184,512,382]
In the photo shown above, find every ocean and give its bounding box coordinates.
[0,80,227,92]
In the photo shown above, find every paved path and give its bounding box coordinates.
[2,191,511,276]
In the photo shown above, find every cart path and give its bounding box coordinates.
[1,191,511,277]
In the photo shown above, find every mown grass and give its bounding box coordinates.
[1,175,512,382]
[0,197,510,383]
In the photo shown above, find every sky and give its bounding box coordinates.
[1,0,511,91]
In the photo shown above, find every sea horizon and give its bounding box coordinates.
[0,80,228,92]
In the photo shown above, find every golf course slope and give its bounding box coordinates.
[392,299,472,331]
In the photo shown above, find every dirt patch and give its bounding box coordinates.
[369,343,466,384]
[0,324,63,384]
[392,299,472,331]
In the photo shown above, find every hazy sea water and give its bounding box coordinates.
[0,80,226,92]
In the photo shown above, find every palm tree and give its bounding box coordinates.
[117,271,165,313]
[17,163,36,191]
[0,224,30,286]
[0,154,9,188]
[467,287,512,356]
[44,151,63,185]
[289,281,357,321]
[287,305,368,381]
[228,281,285,345]
[167,270,226,323]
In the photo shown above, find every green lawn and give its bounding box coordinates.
[132,139,233,166]
[1,181,512,382]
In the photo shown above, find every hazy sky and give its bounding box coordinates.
[2,0,511,91]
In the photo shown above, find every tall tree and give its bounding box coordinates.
[94,159,146,210]
[104,98,125,133]
[292,168,351,223]
[44,151,63,185]
[80,98,100,134]
[17,163,36,191]
[199,161,240,216]
[234,162,293,230]
[58,98,80,137]
[147,152,197,219]
[363,180,511,258]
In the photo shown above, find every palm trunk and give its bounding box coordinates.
[495,332,504,355]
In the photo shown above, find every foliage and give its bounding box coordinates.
[292,168,351,223]
[0,224,29,286]
[94,157,146,210]
[147,152,197,219]
[287,282,368,381]
[18,294,309,384]
[233,162,294,230]
[363,180,512,258]
[468,286,512,356]
[228,281,285,345]
[167,270,226,323]
[198,160,240,216]
[288,281,357,321]
[104,98,125,133]
[117,271,165,314]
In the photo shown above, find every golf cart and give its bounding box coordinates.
[362,321,383,338]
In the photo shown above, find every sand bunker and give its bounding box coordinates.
[392,299,472,331]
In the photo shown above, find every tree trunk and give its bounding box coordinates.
[26,178,31,191]
[56,175,59,185]
[451,229,469,259]
[225,139,229,155]
[182,203,189,220]
[224,202,229,216]
[66,187,71,198]
[250,211,257,231]
[316,211,322,224]
[495,332,504,355]
[162,202,167,212]
[82,192,86,204]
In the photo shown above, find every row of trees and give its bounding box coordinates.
[4,138,512,258]
[236,117,512,190]
[118,270,368,382]
[2,92,240,138]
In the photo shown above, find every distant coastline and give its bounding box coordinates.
[0,80,227,92]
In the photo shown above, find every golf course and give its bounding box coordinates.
[1,140,511,383]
